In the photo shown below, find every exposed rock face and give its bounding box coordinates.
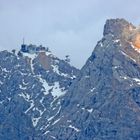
[103,18,140,50]
[44,19,140,140]
[0,50,79,140]
[103,18,135,38]
[1,18,140,140]
[36,52,52,70]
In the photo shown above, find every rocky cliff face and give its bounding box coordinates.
[44,19,140,140]
[0,49,79,140]
[1,18,140,140]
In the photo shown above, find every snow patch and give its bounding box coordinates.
[52,64,72,78]
[25,100,34,113]
[44,131,50,135]
[19,84,26,90]
[38,75,66,97]
[23,53,37,59]
[2,68,9,73]
[52,118,61,125]
[52,65,60,75]
[132,78,140,85]
[113,66,120,69]
[50,136,56,139]
[68,125,80,132]
[0,80,3,85]
[114,39,120,43]
[19,92,30,101]
[47,106,61,122]
[38,76,50,95]
[90,88,95,92]
[32,117,41,127]
[67,120,72,123]
[121,51,136,62]
[87,108,93,113]
[77,104,80,107]
[51,82,66,97]
[120,76,128,80]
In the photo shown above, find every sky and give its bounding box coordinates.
[0,0,140,68]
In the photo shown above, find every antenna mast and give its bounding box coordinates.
[23,38,25,45]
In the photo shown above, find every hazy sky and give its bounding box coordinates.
[0,0,140,68]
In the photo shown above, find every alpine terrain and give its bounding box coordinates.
[0,18,140,140]
[0,45,79,140]
[44,19,140,140]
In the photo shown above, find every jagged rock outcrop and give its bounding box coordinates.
[44,19,140,140]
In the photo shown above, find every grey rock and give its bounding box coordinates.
[45,19,140,140]
[0,50,79,140]
[1,18,140,140]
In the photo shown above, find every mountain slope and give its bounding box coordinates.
[1,18,140,140]
[45,19,140,140]
[0,48,79,140]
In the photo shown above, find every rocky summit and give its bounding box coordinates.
[0,18,140,140]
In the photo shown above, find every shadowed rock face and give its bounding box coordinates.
[44,19,140,140]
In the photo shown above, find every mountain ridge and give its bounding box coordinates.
[0,47,79,140]
[0,18,140,140]
[44,18,140,140]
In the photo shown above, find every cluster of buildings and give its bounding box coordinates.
[21,43,50,54]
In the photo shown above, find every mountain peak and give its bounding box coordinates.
[103,18,135,38]
[102,18,140,55]
[43,19,140,140]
